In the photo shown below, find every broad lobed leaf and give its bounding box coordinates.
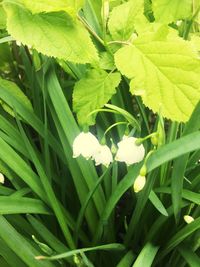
[115,25,200,122]
[73,69,121,125]
[152,0,192,23]
[3,1,98,64]
[19,0,84,16]
[108,0,148,40]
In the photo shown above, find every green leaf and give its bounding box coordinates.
[0,197,51,215]
[0,216,56,267]
[38,243,125,261]
[132,242,159,267]
[171,101,200,222]
[73,69,121,125]
[18,0,84,16]
[3,2,98,64]
[116,251,135,267]
[178,245,200,267]
[0,6,6,29]
[108,0,148,40]
[159,216,200,260]
[154,187,200,205]
[149,191,168,216]
[0,238,27,267]
[115,26,200,122]
[99,52,115,70]
[152,0,192,23]
[0,78,33,116]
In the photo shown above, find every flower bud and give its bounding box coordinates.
[184,215,194,224]
[133,175,146,193]
[0,173,4,184]
[151,135,158,146]
[110,138,117,154]
[139,165,147,176]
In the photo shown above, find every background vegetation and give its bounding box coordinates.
[0,0,200,266]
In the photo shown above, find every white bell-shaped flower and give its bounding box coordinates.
[133,175,146,193]
[73,132,100,160]
[0,173,4,184]
[115,135,145,165]
[184,215,194,224]
[93,145,113,167]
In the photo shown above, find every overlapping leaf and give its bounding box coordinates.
[115,26,200,122]
[19,0,84,16]
[152,0,192,23]
[108,0,148,40]
[3,1,98,64]
[0,6,6,29]
[73,69,121,125]
[0,78,33,116]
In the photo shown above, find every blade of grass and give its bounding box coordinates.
[178,245,200,267]
[0,197,51,215]
[0,136,47,201]
[171,101,200,223]
[145,202,189,243]
[46,66,106,231]
[0,216,56,267]
[116,251,136,267]
[74,165,112,244]
[27,215,69,253]
[149,191,168,217]
[0,81,66,165]
[154,187,200,205]
[37,244,125,261]
[0,238,27,267]
[132,243,159,267]
[157,216,200,262]
[49,102,98,236]
[15,114,75,249]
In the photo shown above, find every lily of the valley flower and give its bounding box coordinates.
[0,173,4,184]
[73,132,100,160]
[93,144,113,167]
[115,135,145,165]
[133,175,146,193]
[184,215,194,224]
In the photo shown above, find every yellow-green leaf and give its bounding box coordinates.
[152,0,192,23]
[19,0,84,16]
[115,26,200,122]
[3,2,98,64]
[73,69,121,126]
[108,0,148,40]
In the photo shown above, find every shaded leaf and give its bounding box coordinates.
[73,69,121,125]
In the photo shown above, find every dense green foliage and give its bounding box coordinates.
[0,0,200,266]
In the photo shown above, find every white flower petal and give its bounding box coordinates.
[0,173,5,184]
[133,175,146,193]
[93,145,113,167]
[184,215,194,224]
[72,132,100,160]
[115,136,145,165]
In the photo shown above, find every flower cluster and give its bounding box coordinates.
[72,132,145,168]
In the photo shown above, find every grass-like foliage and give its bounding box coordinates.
[0,0,200,266]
